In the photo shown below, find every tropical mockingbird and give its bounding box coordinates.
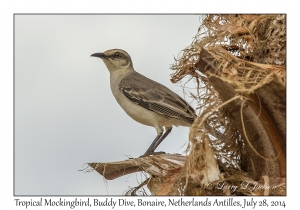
[91,49,196,156]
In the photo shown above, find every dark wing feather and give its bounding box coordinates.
[119,72,196,124]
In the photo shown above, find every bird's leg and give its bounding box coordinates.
[141,133,163,157]
[142,127,173,157]
[151,127,172,152]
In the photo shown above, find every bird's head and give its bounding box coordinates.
[91,49,133,72]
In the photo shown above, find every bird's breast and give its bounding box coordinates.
[109,71,193,128]
[109,72,160,127]
[112,89,160,127]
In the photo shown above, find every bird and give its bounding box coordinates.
[91,49,197,156]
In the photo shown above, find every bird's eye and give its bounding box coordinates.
[115,52,120,58]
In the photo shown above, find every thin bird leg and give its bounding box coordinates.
[150,127,172,153]
[143,127,173,156]
[142,133,163,157]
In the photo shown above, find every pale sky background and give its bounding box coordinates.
[14,14,201,195]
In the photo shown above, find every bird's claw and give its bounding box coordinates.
[153,151,166,155]
[139,151,166,158]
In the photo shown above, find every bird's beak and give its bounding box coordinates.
[90,53,107,59]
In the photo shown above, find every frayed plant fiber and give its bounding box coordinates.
[168,14,286,195]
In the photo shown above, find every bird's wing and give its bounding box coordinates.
[119,72,196,124]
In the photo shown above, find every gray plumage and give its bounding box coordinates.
[91,49,196,156]
[119,72,196,125]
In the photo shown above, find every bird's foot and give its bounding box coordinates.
[139,151,166,158]
[152,151,166,155]
[139,154,147,158]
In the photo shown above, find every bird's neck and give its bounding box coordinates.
[110,68,135,88]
